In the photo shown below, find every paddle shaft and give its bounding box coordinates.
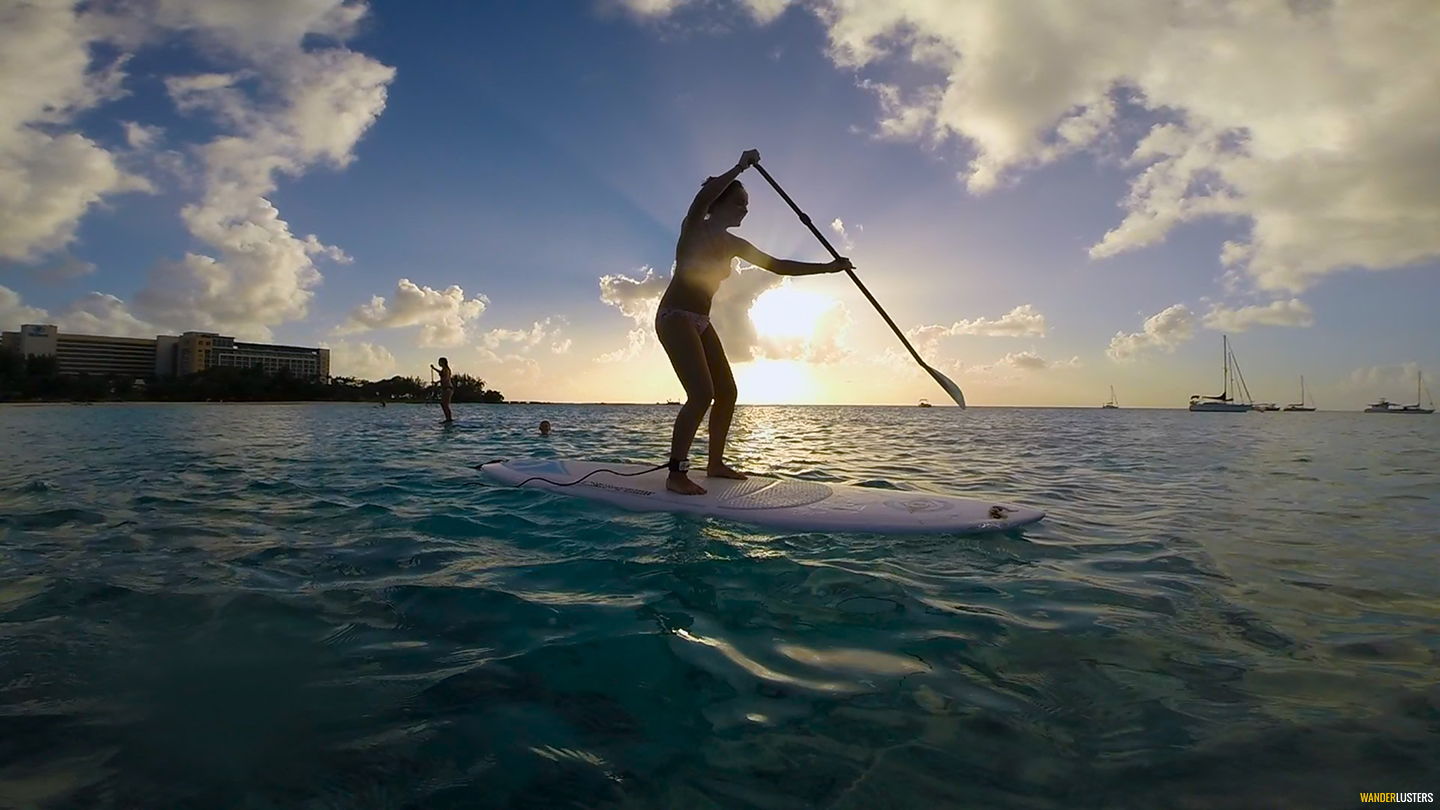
[750,163,932,371]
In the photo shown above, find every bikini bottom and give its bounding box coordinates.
[655,306,712,334]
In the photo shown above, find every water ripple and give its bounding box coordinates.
[0,402,1436,807]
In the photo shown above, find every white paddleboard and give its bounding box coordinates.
[479,458,1044,534]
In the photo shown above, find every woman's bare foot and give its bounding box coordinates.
[666,472,706,495]
[706,463,747,480]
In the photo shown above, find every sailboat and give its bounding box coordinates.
[1365,371,1435,414]
[1101,386,1119,409]
[1282,376,1315,411]
[1189,335,1253,412]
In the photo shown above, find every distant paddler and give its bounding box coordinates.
[430,357,454,423]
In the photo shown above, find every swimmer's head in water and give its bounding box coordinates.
[705,179,748,227]
[538,420,551,435]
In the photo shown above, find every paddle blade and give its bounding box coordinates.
[924,364,966,408]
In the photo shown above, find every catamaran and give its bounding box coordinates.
[1365,372,1435,414]
[1102,386,1119,409]
[1283,375,1315,411]
[1189,335,1253,412]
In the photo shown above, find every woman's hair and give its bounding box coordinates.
[705,178,745,216]
[438,357,448,365]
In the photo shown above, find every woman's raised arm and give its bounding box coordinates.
[683,149,760,228]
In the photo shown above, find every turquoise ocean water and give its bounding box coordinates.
[1,402,1437,808]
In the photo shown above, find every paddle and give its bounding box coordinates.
[750,162,966,408]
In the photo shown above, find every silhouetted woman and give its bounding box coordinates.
[657,148,852,495]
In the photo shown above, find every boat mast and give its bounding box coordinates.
[1222,335,1230,400]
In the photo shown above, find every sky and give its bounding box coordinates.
[2,0,1437,408]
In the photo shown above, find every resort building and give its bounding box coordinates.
[1,324,330,381]
[166,332,330,379]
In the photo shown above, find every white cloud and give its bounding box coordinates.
[325,340,397,380]
[0,285,50,327]
[135,44,394,338]
[337,279,489,347]
[830,217,861,251]
[648,1,1440,292]
[908,304,1047,353]
[971,350,1079,377]
[607,0,787,24]
[478,318,568,362]
[596,265,671,362]
[0,131,152,262]
[0,0,396,335]
[1107,303,1195,362]
[708,264,787,361]
[1203,299,1314,332]
[0,286,157,337]
[29,255,98,284]
[741,0,792,24]
[54,293,156,338]
[598,263,854,364]
[609,0,692,17]
[0,2,151,262]
[1347,363,1434,397]
[752,290,854,364]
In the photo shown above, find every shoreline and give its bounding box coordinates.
[0,400,1356,411]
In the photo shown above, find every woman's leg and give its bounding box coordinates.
[657,315,713,495]
[440,390,454,422]
[700,327,745,479]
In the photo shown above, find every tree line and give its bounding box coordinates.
[0,354,504,403]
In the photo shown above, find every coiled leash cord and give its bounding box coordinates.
[474,458,688,489]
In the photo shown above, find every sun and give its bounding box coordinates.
[748,285,833,340]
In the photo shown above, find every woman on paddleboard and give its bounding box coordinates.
[658,148,853,495]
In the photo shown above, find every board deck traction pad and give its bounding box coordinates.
[480,458,1045,534]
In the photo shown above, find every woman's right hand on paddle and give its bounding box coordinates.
[738,149,761,170]
[828,257,854,273]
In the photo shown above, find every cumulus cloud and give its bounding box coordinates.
[598,263,851,364]
[325,340,397,380]
[1347,362,1434,398]
[337,279,489,347]
[477,318,570,364]
[908,304,1047,353]
[53,292,157,337]
[23,255,97,285]
[608,0,691,17]
[635,1,1440,292]
[0,2,152,262]
[943,349,1081,383]
[1107,303,1196,362]
[597,265,671,362]
[0,285,158,337]
[135,43,394,338]
[0,0,396,337]
[830,217,860,251]
[1203,298,1314,332]
[0,285,50,327]
[708,265,787,360]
